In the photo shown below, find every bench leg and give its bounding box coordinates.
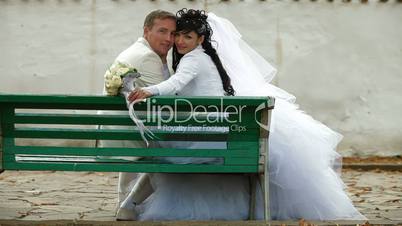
[0,142,3,174]
[248,174,257,220]
[260,172,271,221]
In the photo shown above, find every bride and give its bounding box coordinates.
[124,8,365,221]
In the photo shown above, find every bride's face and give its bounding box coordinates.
[175,31,204,55]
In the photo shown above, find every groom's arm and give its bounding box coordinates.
[135,54,166,88]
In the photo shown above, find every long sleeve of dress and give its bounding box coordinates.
[145,53,199,96]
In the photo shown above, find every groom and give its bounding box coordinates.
[101,9,176,220]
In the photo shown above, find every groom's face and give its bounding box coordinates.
[144,18,176,59]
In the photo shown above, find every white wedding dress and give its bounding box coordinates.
[132,13,365,221]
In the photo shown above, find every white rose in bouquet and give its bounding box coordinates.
[104,62,138,96]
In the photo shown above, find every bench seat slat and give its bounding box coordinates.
[7,146,258,158]
[9,128,237,141]
[225,157,258,165]
[3,161,259,173]
[10,155,222,164]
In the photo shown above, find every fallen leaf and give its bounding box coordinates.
[362,220,371,226]
[78,212,85,219]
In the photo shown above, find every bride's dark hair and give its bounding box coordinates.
[172,8,235,96]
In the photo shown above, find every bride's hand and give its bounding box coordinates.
[128,88,152,103]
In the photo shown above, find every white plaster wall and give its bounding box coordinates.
[0,0,401,156]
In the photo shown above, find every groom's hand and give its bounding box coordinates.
[128,88,152,103]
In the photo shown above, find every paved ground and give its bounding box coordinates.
[0,168,401,224]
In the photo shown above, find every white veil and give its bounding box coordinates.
[206,14,363,221]
[207,13,296,103]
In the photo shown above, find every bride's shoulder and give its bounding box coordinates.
[182,47,207,61]
[177,50,206,71]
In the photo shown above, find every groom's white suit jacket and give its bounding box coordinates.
[100,37,167,148]
[115,37,166,88]
[100,37,168,212]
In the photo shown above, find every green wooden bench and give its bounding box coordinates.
[0,94,274,220]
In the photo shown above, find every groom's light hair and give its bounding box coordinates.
[143,10,176,29]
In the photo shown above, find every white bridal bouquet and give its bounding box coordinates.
[103,61,155,146]
[104,61,138,96]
